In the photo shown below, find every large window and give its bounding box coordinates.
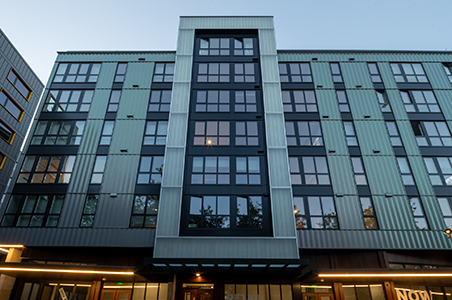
[198,37,255,56]
[7,69,32,100]
[137,156,164,184]
[1,195,65,227]
[54,63,101,83]
[343,284,385,300]
[191,156,230,184]
[196,63,258,83]
[293,196,338,229]
[43,90,94,113]
[285,121,323,146]
[194,90,258,113]
[130,195,159,228]
[149,90,171,112]
[281,90,317,112]
[289,156,330,185]
[225,284,292,300]
[411,121,452,146]
[31,121,85,146]
[193,121,229,146]
[235,121,259,146]
[360,197,378,230]
[144,121,168,146]
[0,120,15,144]
[17,155,76,184]
[423,157,452,185]
[0,89,24,120]
[236,157,261,184]
[152,63,174,83]
[391,63,428,83]
[279,63,313,83]
[400,90,440,113]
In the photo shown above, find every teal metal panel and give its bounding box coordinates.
[156,187,183,236]
[78,119,103,154]
[174,56,193,82]
[259,29,277,56]
[87,89,110,119]
[362,156,406,195]
[166,113,188,147]
[385,90,408,120]
[396,120,420,156]
[56,52,175,63]
[311,62,334,89]
[377,62,398,89]
[321,120,348,155]
[109,119,146,155]
[179,16,274,30]
[263,83,283,113]
[96,63,116,89]
[420,195,446,230]
[347,90,383,121]
[326,155,357,195]
[335,196,365,230]
[67,154,95,194]
[116,89,151,120]
[95,194,134,228]
[270,188,296,237]
[176,30,195,56]
[435,90,452,120]
[123,62,153,89]
[423,63,452,89]
[100,155,141,194]
[266,113,286,147]
[171,82,190,113]
[341,62,373,89]
[316,89,341,120]
[372,196,415,230]
[354,120,393,155]
[161,148,185,187]
[407,155,435,196]
[268,149,291,188]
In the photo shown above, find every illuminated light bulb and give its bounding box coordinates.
[207,140,212,145]
[196,273,201,277]
[293,210,298,214]
[444,228,452,235]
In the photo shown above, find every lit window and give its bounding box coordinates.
[107,90,121,112]
[330,63,343,83]
[7,69,32,100]
[400,90,440,113]
[188,196,230,229]
[411,121,452,146]
[143,121,168,145]
[193,121,229,146]
[114,63,127,83]
[376,90,391,112]
[360,197,378,229]
[281,90,317,112]
[391,63,428,83]
[137,156,164,184]
[289,156,330,185]
[423,157,452,185]
[17,155,76,184]
[53,63,101,83]
[90,156,107,184]
[153,63,174,82]
[31,121,85,146]
[351,157,367,185]
[80,195,99,227]
[409,197,429,230]
[293,196,338,229]
[191,156,229,185]
[1,195,65,227]
[343,121,358,146]
[367,63,382,83]
[0,89,24,120]
[130,195,159,228]
[336,90,350,112]
[343,284,385,300]
[43,90,94,113]
[99,121,115,146]
[149,90,171,112]
[279,63,312,83]
[285,121,323,146]
[397,157,415,185]
[386,122,402,147]
[0,120,15,144]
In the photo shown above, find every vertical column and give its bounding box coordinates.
[0,248,23,300]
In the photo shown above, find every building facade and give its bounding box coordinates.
[0,29,44,198]
[1,16,452,300]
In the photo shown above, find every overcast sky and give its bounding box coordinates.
[2,0,451,84]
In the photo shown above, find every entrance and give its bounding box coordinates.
[101,289,132,300]
[303,294,334,300]
[182,283,214,300]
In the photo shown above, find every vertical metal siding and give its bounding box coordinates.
[77,119,103,154]
[266,113,286,147]
[326,155,357,195]
[259,30,277,56]
[94,194,133,228]
[377,62,398,89]
[362,156,406,195]
[316,89,341,120]
[179,17,274,30]
[396,120,420,156]
[407,155,435,196]
[385,89,409,120]
[270,188,296,237]
[261,56,280,82]
[176,30,195,56]
[161,148,185,187]
[96,62,116,89]
[354,120,393,155]
[335,196,365,230]
[171,82,190,112]
[116,89,151,120]
[56,52,175,63]
[372,196,415,230]
[100,155,141,194]
[67,154,96,194]
[174,56,193,82]
[123,62,154,89]
[166,113,188,147]
[109,119,146,155]
[87,89,110,119]
[424,63,452,89]
[267,149,291,187]
[58,193,85,227]
[435,90,452,120]
[262,82,283,113]
[155,187,183,237]
[347,89,383,121]
[321,120,348,155]
[421,195,446,230]
[341,62,373,89]
[311,62,334,89]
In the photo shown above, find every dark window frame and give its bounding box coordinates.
[7,68,32,100]
[53,63,101,83]
[0,88,24,121]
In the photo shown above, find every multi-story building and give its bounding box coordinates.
[2,16,452,300]
[0,29,44,199]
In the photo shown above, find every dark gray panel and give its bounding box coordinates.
[94,194,134,228]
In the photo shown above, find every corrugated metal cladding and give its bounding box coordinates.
[123,62,154,89]
[94,194,134,228]
[420,195,446,231]
[262,83,283,112]
[179,16,274,30]
[171,82,191,112]
[86,89,110,119]
[261,56,280,82]
[77,119,103,154]
[0,227,154,247]
[340,62,373,89]
[311,62,334,89]
[176,30,195,56]
[116,89,151,119]
[321,120,348,155]
[372,196,415,230]
[316,89,341,120]
[161,148,185,187]
[298,229,452,249]
[95,62,116,89]
[267,149,291,188]
[278,52,452,63]
[109,120,146,155]
[435,90,452,120]
[67,154,96,194]
[407,155,435,196]
[378,62,398,89]
[424,63,452,89]
[270,188,296,237]
[56,52,175,63]
[266,113,286,147]
[362,156,406,195]
[385,89,408,120]
[347,89,384,121]
[166,113,188,147]
[57,193,85,227]
[354,121,393,155]
[174,56,193,82]
[326,155,357,195]
[154,237,298,259]
[101,155,141,194]
[259,29,277,56]
[335,196,364,230]
[155,187,183,237]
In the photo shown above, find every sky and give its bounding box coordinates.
[2,0,452,83]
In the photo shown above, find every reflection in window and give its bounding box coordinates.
[194,121,229,146]
[343,284,385,300]
[400,90,440,113]
[360,197,378,229]
[376,90,391,112]
[99,121,115,146]
[137,156,164,184]
[43,90,94,113]
[293,196,338,229]
[285,121,323,146]
[7,69,32,100]
[386,122,402,147]
[17,155,75,184]
[1,195,65,227]
[130,195,159,228]
[31,121,85,146]
[423,157,452,185]
[0,89,23,120]
[107,90,121,112]
[289,156,330,185]
[343,122,358,146]
[279,63,312,83]
[234,38,254,56]
[236,121,258,146]
[80,195,99,227]
[351,157,367,185]
[144,121,168,146]
[237,196,263,228]
[391,63,428,83]
[368,63,382,83]
[443,63,452,83]
[195,90,229,112]
[54,63,101,83]
[114,63,127,83]
[236,157,261,184]
[282,90,317,112]
[191,157,229,184]
[330,63,343,83]
[91,156,106,184]
[0,120,15,144]
[411,121,452,146]
[197,63,229,83]
[188,196,230,229]
[149,90,171,112]
[397,157,415,185]
[235,91,257,112]
[153,63,174,83]
[336,90,350,112]
[410,197,429,230]
[225,284,292,300]
[199,38,230,56]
